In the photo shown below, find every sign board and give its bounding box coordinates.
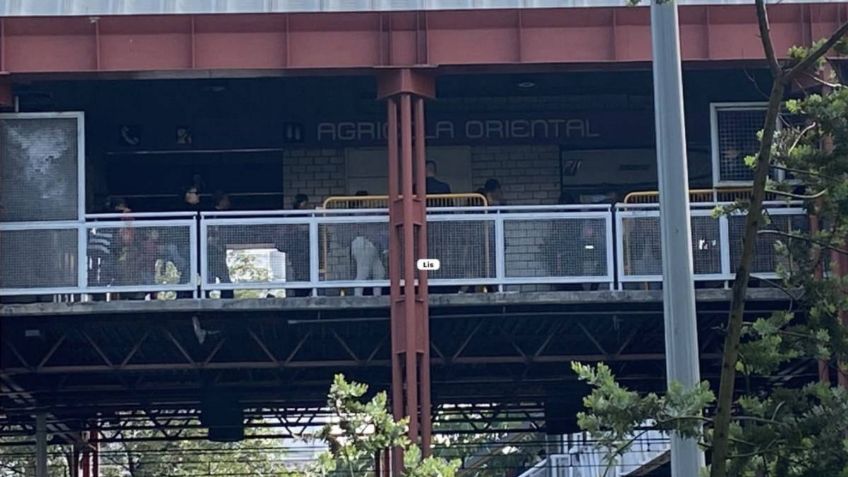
[314,111,654,148]
[417,259,441,271]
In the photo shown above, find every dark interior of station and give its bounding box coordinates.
[9,67,775,212]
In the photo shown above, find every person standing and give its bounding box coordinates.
[289,194,311,297]
[207,191,234,299]
[176,183,204,298]
[87,198,118,294]
[349,191,386,296]
[482,178,505,206]
[425,160,452,194]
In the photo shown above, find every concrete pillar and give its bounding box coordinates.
[649,1,705,475]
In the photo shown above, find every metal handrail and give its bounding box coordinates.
[615,203,808,286]
[322,193,488,209]
[0,203,806,297]
[623,188,784,204]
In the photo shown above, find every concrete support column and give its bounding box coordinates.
[377,68,435,475]
[649,1,705,475]
[36,413,48,477]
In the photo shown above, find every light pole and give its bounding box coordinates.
[649,1,705,475]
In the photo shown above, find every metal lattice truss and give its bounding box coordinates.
[0,296,799,441]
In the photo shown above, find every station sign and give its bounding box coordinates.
[416,259,441,271]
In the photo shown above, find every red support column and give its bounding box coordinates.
[81,449,90,477]
[90,422,100,477]
[378,68,435,474]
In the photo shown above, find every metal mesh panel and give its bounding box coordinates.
[205,223,310,285]
[0,228,78,289]
[86,225,192,288]
[427,220,495,280]
[621,216,662,276]
[0,117,79,222]
[507,218,607,278]
[729,214,808,274]
[622,214,723,277]
[691,216,721,275]
[715,107,766,183]
[320,221,389,282]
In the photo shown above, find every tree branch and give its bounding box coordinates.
[758,229,848,255]
[787,122,818,154]
[785,21,848,82]
[744,68,773,100]
[800,72,844,89]
[763,188,827,200]
[755,0,782,77]
[769,164,826,179]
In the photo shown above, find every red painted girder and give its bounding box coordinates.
[0,3,844,74]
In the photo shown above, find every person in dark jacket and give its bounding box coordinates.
[425,160,452,194]
[289,194,312,297]
[207,191,234,299]
[176,183,204,298]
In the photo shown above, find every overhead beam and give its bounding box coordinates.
[0,288,795,317]
[0,352,724,375]
[0,3,843,74]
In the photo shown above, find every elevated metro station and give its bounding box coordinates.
[0,1,845,475]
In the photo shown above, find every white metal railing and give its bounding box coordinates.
[198,205,615,296]
[0,212,197,297]
[0,203,807,297]
[84,212,198,295]
[615,201,807,288]
[518,432,670,477]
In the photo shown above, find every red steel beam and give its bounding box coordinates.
[0,3,844,74]
[381,68,433,473]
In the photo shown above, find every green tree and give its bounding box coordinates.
[304,374,460,477]
[95,430,289,477]
[0,442,71,477]
[576,2,848,477]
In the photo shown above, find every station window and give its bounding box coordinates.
[710,102,792,187]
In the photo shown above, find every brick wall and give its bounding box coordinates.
[282,145,561,207]
[282,148,346,209]
[470,145,561,205]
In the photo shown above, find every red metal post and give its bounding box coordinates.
[386,94,405,474]
[378,68,434,474]
[90,422,99,477]
[81,449,90,477]
[414,96,432,457]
